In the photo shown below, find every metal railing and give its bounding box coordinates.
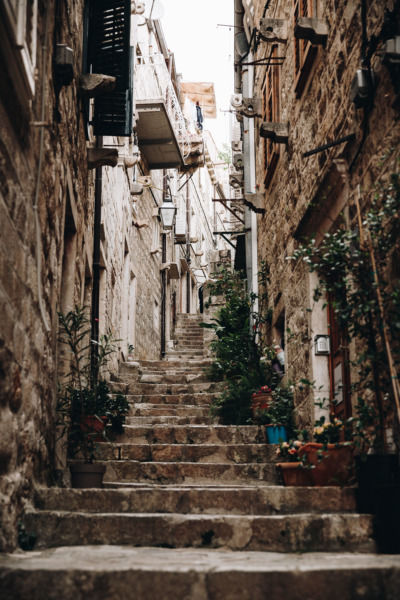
[135,54,191,159]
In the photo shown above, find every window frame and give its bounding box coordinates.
[262,45,280,189]
[293,0,318,98]
[0,0,38,102]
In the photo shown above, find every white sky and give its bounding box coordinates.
[160,0,234,150]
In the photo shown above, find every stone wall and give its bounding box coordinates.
[251,0,400,431]
[0,0,90,550]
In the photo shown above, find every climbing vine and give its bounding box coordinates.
[291,169,400,452]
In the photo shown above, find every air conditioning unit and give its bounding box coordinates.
[231,140,243,152]
[230,94,243,109]
[232,153,244,170]
[230,95,261,118]
[131,1,145,14]
[229,173,244,189]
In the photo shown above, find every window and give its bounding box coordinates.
[293,0,318,98]
[152,217,160,252]
[87,0,133,137]
[262,45,280,189]
[0,0,38,102]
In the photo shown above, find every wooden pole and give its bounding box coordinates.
[356,186,400,430]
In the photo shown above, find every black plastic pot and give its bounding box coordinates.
[356,454,400,553]
[70,463,106,488]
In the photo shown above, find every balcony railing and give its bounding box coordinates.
[135,54,191,160]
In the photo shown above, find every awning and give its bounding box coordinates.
[180,82,217,119]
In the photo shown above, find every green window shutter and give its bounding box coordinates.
[92,0,133,137]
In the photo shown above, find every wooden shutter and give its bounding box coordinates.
[91,0,133,137]
[293,0,318,98]
[262,46,280,189]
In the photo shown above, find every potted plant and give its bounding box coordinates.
[251,385,273,421]
[275,440,312,486]
[57,306,129,488]
[298,415,354,486]
[262,384,294,444]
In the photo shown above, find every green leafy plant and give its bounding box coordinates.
[276,439,304,462]
[201,264,288,424]
[313,415,344,444]
[262,384,295,434]
[291,170,400,454]
[57,306,129,462]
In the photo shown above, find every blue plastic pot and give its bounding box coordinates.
[266,425,287,444]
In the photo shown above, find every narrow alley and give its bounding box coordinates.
[1,0,400,599]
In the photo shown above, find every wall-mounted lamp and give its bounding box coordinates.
[159,195,177,230]
[314,335,331,356]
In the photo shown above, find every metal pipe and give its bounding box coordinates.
[303,133,356,158]
[91,136,103,371]
[161,169,167,357]
[234,0,244,93]
[186,174,191,313]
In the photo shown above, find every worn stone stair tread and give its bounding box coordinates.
[2,547,399,600]
[98,442,277,463]
[126,416,217,425]
[23,511,376,552]
[34,486,359,514]
[102,459,279,484]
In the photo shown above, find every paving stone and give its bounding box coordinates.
[7,314,391,598]
[34,486,359,515]
[2,547,400,600]
[23,511,376,552]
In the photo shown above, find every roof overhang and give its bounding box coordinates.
[135,99,184,169]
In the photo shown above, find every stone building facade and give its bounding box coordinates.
[0,1,228,551]
[232,0,400,436]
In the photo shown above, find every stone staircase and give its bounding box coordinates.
[1,313,400,599]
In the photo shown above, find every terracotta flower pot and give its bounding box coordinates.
[276,462,313,486]
[298,443,354,486]
[251,393,272,420]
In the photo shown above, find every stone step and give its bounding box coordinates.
[33,485,359,515]
[111,424,264,444]
[23,511,376,553]
[165,350,204,357]
[100,460,279,485]
[122,382,223,395]
[3,547,399,600]
[124,392,217,406]
[128,404,210,418]
[132,359,212,369]
[126,415,217,425]
[134,372,209,385]
[96,443,277,463]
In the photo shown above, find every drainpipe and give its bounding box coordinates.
[235,1,257,300]
[161,169,167,357]
[91,136,103,371]
[234,0,244,93]
[186,173,191,313]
